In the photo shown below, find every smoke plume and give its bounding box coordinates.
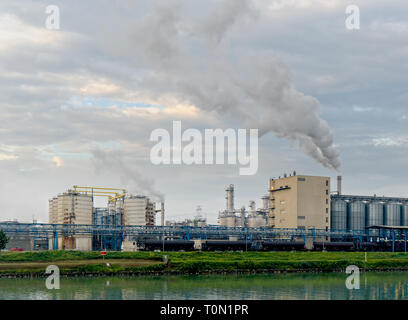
[127,0,341,171]
[91,148,164,201]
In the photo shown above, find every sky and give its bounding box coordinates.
[0,0,407,224]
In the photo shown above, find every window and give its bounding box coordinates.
[326,208,329,214]
[326,199,328,204]
[325,217,328,223]
[298,216,306,220]
[326,180,329,186]
[326,189,328,195]
[298,177,306,182]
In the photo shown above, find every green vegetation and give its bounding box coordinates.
[0,230,9,252]
[1,251,408,276]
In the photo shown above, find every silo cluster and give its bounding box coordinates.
[331,197,408,233]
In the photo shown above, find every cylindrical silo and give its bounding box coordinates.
[367,201,384,237]
[384,202,401,226]
[348,201,366,232]
[331,199,347,231]
[367,202,384,226]
[401,203,408,226]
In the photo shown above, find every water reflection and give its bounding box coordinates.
[1,272,408,300]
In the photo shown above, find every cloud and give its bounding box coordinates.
[372,136,408,147]
[0,0,407,221]
[52,156,63,167]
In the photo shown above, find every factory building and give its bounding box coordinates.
[48,190,93,250]
[48,186,163,251]
[218,173,408,238]
[269,173,330,230]
[123,195,155,226]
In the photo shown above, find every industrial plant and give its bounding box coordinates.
[218,185,269,228]
[2,173,408,252]
[47,186,165,251]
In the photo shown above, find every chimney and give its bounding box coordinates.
[225,184,234,214]
[161,202,165,226]
[337,176,342,195]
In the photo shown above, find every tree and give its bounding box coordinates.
[0,230,9,251]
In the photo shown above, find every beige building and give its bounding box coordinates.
[269,175,330,230]
[123,195,155,226]
[48,190,93,250]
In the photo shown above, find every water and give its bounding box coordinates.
[1,272,408,300]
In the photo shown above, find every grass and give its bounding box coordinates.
[1,251,408,275]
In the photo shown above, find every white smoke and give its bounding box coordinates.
[127,0,341,171]
[91,148,164,201]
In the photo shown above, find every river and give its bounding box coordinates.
[0,272,408,300]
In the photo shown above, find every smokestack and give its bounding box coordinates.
[161,202,165,226]
[337,176,342,195]
[226,184,234,214]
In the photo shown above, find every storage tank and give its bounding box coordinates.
[367,202,384,236]
[367,202,384,226]
[348,201,366,232]
[331,199,347,231]
[384,202,401,226]
[401,203,408,226]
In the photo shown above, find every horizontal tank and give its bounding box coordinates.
[384,202,401,226]
[348,201,366,232]
[331,199,347,231]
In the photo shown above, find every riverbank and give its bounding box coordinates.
[1,251,408,277]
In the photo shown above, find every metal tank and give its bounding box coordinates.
[348,201,366,232]
[384,202,401,226]
[367,201,384,237]
[367,202,384,226]
[330,199,347,231]
[401,203,408,226]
